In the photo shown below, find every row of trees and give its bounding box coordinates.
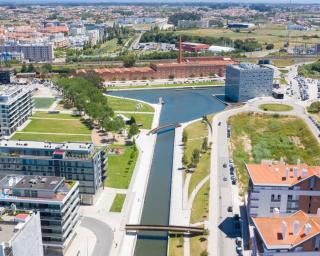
[55,77,124,132]
[140,31,264,52]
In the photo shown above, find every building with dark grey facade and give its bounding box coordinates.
[0,68,14,84]
[225,63,274,102]
[0,140,106,205]
[0,85,33,136]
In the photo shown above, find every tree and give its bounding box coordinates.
[27,63,35,73]
[182,130,188,145]
[266,43,274,50]
[202,137,208,152]
[191,149,200,167]
[130,116,136,125]
[78,71,103,89]
[21,63,27,73]
[123,53,137,68]
[182,154,188,166]
[128,124,139,138]
[200,250,208,256]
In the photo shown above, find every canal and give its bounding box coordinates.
[107,87,225,256]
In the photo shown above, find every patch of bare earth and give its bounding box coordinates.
[289,136,305,149]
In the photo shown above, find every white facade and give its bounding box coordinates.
[0,85,33,136]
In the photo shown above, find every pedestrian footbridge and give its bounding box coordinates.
[125,224,205,234]
[148,123,181,135]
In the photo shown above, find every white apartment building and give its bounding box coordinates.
[0,85,32,136]
[86,29,100,46]
[246,162,320,218]
[0,211,43,256]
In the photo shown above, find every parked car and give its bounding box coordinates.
[228,206,233,212]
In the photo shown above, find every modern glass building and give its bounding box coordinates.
[225,63,274,102]
[0,85,33,136]
[0,174,79,255]
[0,140,106,205]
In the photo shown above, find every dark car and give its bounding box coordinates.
[227,206,233,212]
[218,122,221,126]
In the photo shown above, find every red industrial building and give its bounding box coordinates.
[76,38,237,81]
[175,42,209,52]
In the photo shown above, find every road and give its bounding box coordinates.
[80,217,114,256]
[208,97,320,256]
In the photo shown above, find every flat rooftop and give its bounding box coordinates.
[14,176,64,191]
[231,63,272,70]
[0,85,23,97]
[0,140,94,153]
[0,222,19,243]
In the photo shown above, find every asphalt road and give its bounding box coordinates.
[80,217,114,256]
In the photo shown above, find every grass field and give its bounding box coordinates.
[12,133,92,142]
[176,25,320,49]
[109,194,126,212]
[124,113,153,129]
[93,38,120,55]
[259,103,293,112]
[32,112,81,119]
[108,81,224,90]
[106,96,154,112]
[183,120,210,196]
[190,235,208,256]
[105,145,138,189]
[190,181,210,224]
[229,113,320,192]
[33,97,55,109]
[168,235,184,256]
[22,119,92,134]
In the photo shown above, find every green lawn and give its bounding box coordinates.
[168,235,184,256]
[108,81,223,90]
[124,113,154,129]
[105,145,138,189]
[191,181,210,224]
[32,112,81,119]
[93,38,120,55]
[22,119,92,134]
[183,120,210,196]
[106,96,154,112]
[229,113,320,192]
[190,235,208,256]
[259,103,293,112]
[109,194,126,212]
[33,97,55,109]
[12,133,92,143]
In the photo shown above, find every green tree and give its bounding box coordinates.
[128,124,139,138]
[202,137,208,152]
[191,149,200,167]
[123,53,137,68]
[266,43,274,50]
[130,116,136,125]
[182,153,188,166]
[182,130,188,144]
[21,63,27,73]
[27,63,35,73]
[200,250,208,256]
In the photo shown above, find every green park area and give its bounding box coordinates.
[259,103,293,112]
[298,60,320,79]
[109,81,224,90]
[105,144,138,189]
[190,181,210,224]
[124,113,153,129]
[168,235,184,256]
[12,112,92,143]
[106,96,154,112]
[307,101,320,122]
[228,113,320,193]
[183,119,210,196]
[109,194,126,212]
[93,38,120,55]
[33,97,55,109]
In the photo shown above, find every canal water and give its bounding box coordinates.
[107,87,225,256]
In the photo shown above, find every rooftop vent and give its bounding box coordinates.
[282,221,287,240]
[301,168,308,177]
[293,220,300,237]
[304,223,312,235]
[293,167,298,178]
[273,208,280,217]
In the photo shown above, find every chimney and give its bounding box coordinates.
[273,207,280,217]
[293,167,298,178]
[301,168,308,177]
[285,167,289,180]
[317,208,320,216]
[282,221,287,240]
[304,223,312,235]
[293,220,300,237]
[178,35,183,64]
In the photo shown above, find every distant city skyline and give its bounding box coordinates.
[3,0,320,4]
